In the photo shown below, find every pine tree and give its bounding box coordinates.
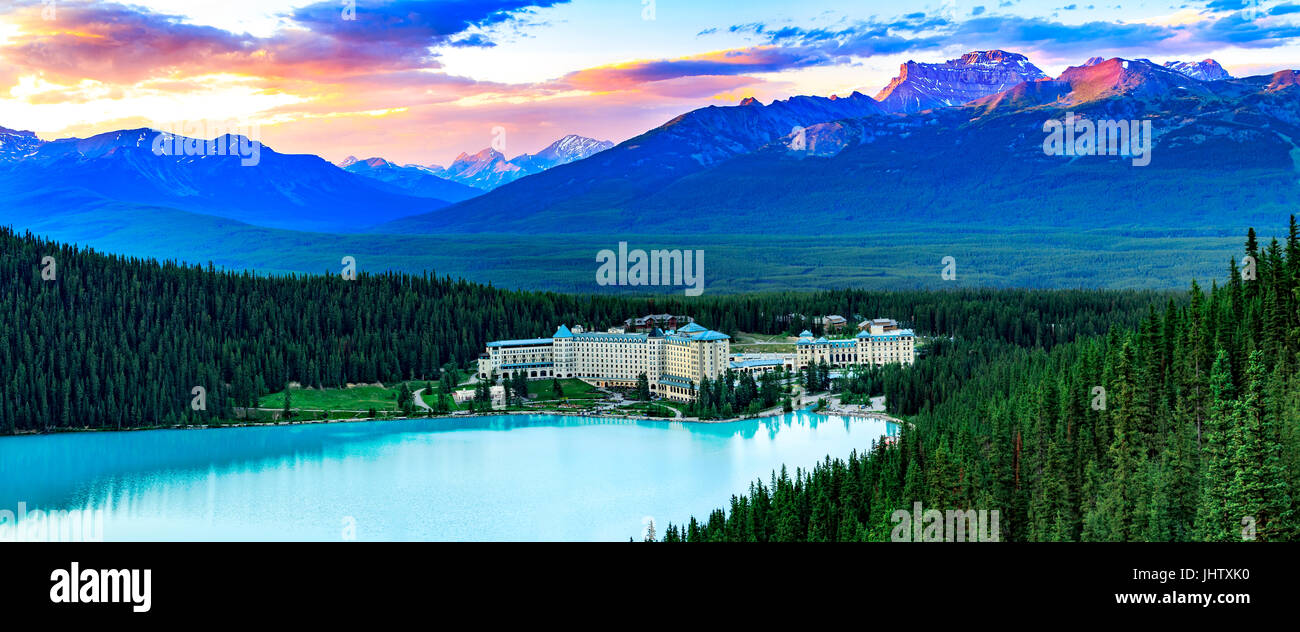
[281,386,293,421]
[1197,352,1237,541]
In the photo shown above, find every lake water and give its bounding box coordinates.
[0,412,896,541]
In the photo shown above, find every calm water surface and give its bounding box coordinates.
[0,412,895,541]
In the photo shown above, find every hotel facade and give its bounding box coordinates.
[478,318,915,402]
[478,322,731,402]
[795,318,916,368]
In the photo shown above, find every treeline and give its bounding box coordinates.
[688,370,786,419]
[2,227,1169,431]
[660,221,1300,542]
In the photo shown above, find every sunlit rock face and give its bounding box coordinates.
[875,50,1049,114]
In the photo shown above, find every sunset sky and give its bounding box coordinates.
[1,0,1298,165]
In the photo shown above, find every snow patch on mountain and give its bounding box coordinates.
[1163,59,1232,81]
[875,50,1049,114]
[430,134,614,190]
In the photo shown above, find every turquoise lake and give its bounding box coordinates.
[0,412,896,541]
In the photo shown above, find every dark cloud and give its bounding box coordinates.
[1204,0,1249,11]
[288,0,570,47]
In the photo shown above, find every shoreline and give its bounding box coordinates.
[2,399,905,437]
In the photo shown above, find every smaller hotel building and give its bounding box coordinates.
[795,318,915,369]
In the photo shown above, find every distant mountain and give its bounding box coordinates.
[381,58,1300,238]
[432,148,524,191]
[340,156,481,202]
[430,134,615,190]
[1268,69,1300,92]
[1164,59,1232,81]
[0,128,451,233]
[874,50,1048,114]
[0,126,43,161]
[509,135,615,174]
[380,92,881,232]
[971,57,1211,113]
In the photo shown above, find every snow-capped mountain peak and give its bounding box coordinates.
[1163,59,1232,81]
[874,49,1049,114]
[431,134,614,191]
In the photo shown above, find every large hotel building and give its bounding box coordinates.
[478,318,915,402]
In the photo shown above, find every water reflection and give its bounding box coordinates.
[0,412,894,541]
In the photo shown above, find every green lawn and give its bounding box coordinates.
[526,378,603,401]
[260,377,606,413]
[259,376,469,412]
[622,399,689,414]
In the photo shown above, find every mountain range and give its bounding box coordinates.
[338,156,482,202]
[0,128,454,233]
[425,134,615,191]
[2,50,1297,292]
[339,134,614,194]
[380,55,1298,237]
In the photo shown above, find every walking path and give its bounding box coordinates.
[412,388,433,411]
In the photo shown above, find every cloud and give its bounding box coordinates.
[0,0,572,84]
[1203,0,1249,11]
[726,8,1300,67]
[556,46,854,91]
[286,0,570,49]
[0,2,256,84]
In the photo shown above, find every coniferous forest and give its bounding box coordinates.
[2,226,1165,431]
[3,220,1298,543]
[659,221,1300,542]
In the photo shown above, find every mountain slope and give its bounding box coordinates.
[509,134,615,174]
[970,57,1213,114]
[430,134,615,190]
[0,126,43,161]
[0,129,450,232]
[381,62,1300,237]
[341,157,482,202]
[378,92,882,233]
[1164,59,1232,81]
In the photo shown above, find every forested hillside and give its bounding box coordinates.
[1,226,1171,431]
[660,220,1300,542]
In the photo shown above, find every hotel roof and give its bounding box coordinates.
[553,324,574,338]
[666,329,730,342]
[486,337,554,348]
[730,358,784,369]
